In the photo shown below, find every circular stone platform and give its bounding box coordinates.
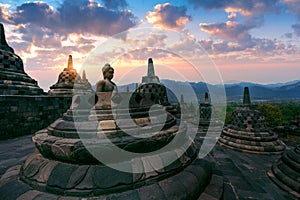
[0,91,223,199]
[219,107,285,155]
[267,145,300,198]
[218,87,285,155]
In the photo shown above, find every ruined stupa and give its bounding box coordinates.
[48,55,93,95]
[0,62,223,199]
[218,87,285,154]
[267,145,300,198]
[0,23,43,95]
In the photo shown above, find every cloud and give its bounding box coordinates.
[126,33,168,48]
[282,1,300,37]
[284,32,293,39]
[0,4,10,22]
[188,0,280,15]
[146,3,191,30]
[200,21,253,42]
[189,0,281,31]
[283,0,300,19]
[101,0,128,10]
[292,24,300,36]
[7,0,137,37]
[198,19,294,55]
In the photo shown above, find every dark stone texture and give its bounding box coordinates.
[47,163,78,189]
[108,190,140,200]
[268,145,300,198]
[0,95,71,139]
[137,182,165,200]
[92,165,133,189]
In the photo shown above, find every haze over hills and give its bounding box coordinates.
[94,80,300,103]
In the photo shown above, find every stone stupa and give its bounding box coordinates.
[198,92,212,129]
[218,87,285,154]
[0,61,223,199]
[267,145,300,198]
[137,58,169,106]
[48,55,93,96]
[0,23,43,95]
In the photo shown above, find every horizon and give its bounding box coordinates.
[1,0,300,91]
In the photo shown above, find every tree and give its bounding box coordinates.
[258,104,283,126]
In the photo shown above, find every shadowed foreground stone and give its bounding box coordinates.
[267,145,300,198]
[218,87,285,155]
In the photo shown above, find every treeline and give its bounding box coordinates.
[225,101,300,127]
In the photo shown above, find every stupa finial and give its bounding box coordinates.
[243,87,251,106]
[0,23,14,53]
[82,69,87,80]
[67,55,73,69]
[142,58,160,83]
[204,92,209,104]
[147,58,155,76]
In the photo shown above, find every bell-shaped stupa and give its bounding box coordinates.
[218,87,285,154]
[49,55,93,95]
[198,92,212,128]
[267,145,300,198]
[0,23,43,95]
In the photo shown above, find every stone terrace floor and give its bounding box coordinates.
[0,135,296,199]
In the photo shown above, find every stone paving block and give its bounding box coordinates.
[137,183,165,200]
[17,190,43,200]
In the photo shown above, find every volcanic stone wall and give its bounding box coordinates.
[0,95,71,139]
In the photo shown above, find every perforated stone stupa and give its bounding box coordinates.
[0,63,222,199]
[48,55,92,96]
[136,58,169,106]
[267,145,300,198]
[0,23,43,95]
[198,92,212,128]
[218,87,285,154]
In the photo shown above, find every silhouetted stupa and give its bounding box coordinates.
[0,23,43,95]
[49,55,93,95]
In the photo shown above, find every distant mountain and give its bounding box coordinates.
[264,80,300,88]
[224,80,300,101]
[92,80,300,103]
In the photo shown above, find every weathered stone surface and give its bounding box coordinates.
[92,165,133,189]
[219,87,285,155]
[17,190,43,200]
[138,182,165,200]
[0,95,71,139]
[268,145,300,199]
[2,134,298,199]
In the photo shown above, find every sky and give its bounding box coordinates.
[0,0,300,91]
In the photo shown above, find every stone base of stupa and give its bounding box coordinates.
[0,154,224,200]
[218,127,285,155]
[267,145,300,198]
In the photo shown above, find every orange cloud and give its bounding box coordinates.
[146,3,190,30]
